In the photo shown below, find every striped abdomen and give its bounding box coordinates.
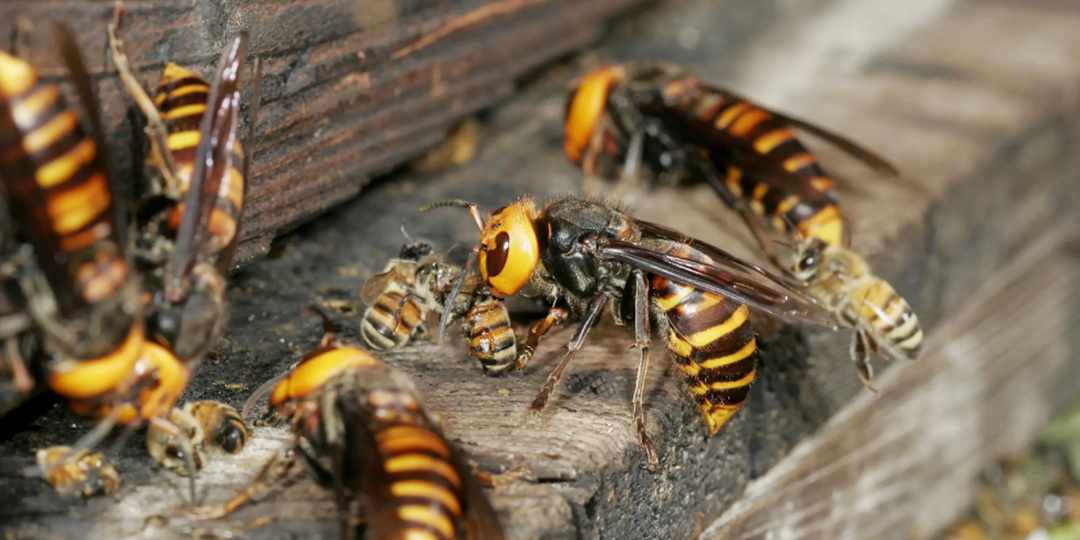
[0,52,128,318]
[665,77,845,246]
[844,278,923,362]
[153,63,244,251]
[361,285,424,350]
[651,271,757,435]
[362,389,467,540]
[463,296,515,374]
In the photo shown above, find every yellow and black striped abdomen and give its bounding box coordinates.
[651,274,757,435]
[361,285,424,351]
[677,81,845,247]
[367,390,466,540]
[464,296,516,374]
[154,63,244,250]
[0,52,127,316]
[846,279,923,362]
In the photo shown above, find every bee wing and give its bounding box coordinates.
[165,33,248,302]
[596,228,836,329]
[703,84,899,176]
[360,264,410,306]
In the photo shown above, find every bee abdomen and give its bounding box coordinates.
[854,282,923,362]
[464,297,516,374]
[652,277,757,435]
[361,290,424,351]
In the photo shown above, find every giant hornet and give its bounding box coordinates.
[563,61,922,388]
[190,307,506,540]
[108,3,259,364]
[361,241,517,374]
[0,22,198,496]
[423,195,836,469]
[107,3,260,474]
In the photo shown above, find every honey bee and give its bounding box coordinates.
[146,406,205,477]
[145,400,248,476]
[184,400,249,455]
[562,61,921,387]
[0,21,201,498]
[361,241,518,374]
[190,307,506,540]
[791,237,922,386]
[36,445,121,498]
[423,195,834,468]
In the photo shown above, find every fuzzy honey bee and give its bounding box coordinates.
[361,241,518,374]
[184,400,248,455]
[36,446,121,498]
[791,237,922,386]
[146,400,249,476]
[424,195,835,468]
[190,307,506,540]
[563,61,922,387]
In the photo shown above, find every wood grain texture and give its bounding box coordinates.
[702,219,1080,540]
[0,0,649,268]
[2,0,1080,538]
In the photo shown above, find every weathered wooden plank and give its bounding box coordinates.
[2,0,1080,538]
[0,0,649,268]
[701,219,1080,540]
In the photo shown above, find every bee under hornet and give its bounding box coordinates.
[0,21,202,498]
[422,195,836,469]
[563,61,921,388]
[185,307,506,540]
[361,241,518,374]
[146,400,249,476]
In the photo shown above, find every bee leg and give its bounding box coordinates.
[516,307,568,372]
[530,294,606,412]
[3,337,35,393]
[149,415,201,505]
[180,446,298,520]
[107,1,180,188]
[852,330,878,393]
[630,270,659,470]
[390,292,424,336]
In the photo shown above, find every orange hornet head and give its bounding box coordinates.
[477,197,540,298]
[564,65,627,164]
[268,346,380,418]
